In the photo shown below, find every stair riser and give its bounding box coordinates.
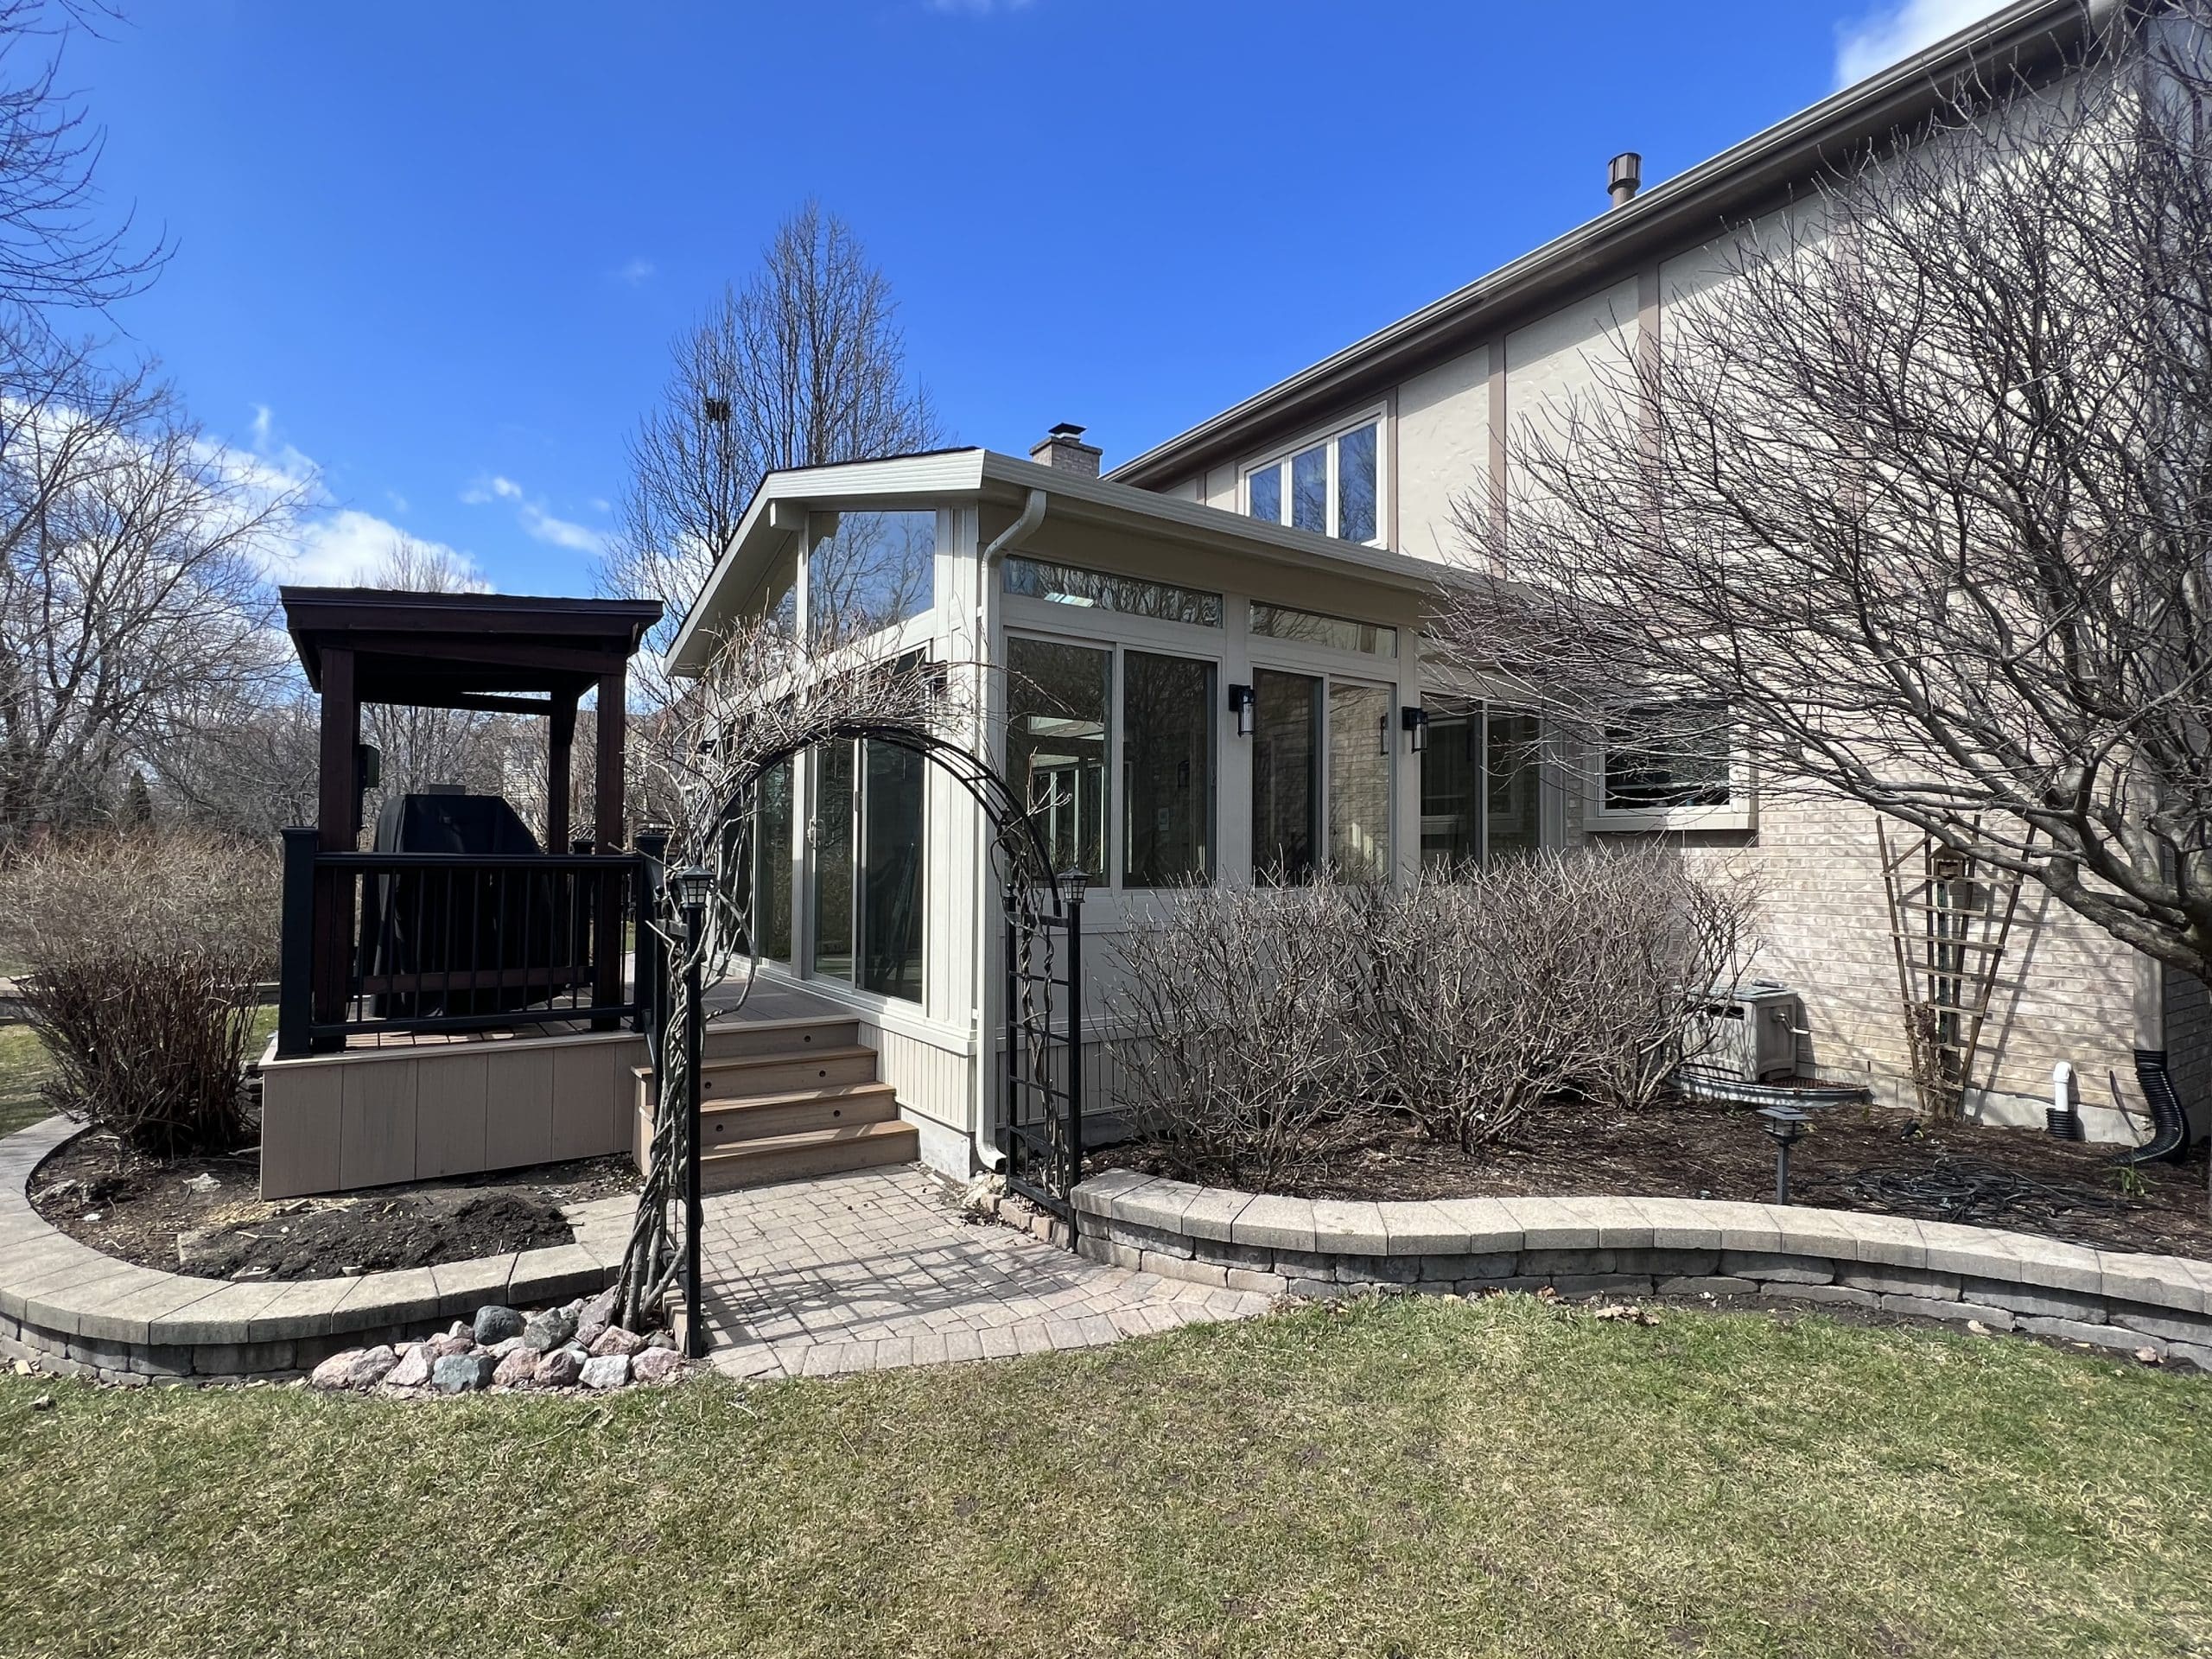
[699,1126,919,1192]
[704,1052,878,1096]
[699,1020,860,1060]
[700,1092,899,1148]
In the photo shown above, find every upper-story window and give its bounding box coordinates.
[1243,414,1382,544]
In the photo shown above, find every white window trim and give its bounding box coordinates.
[1238,404,1389,548]
[1588,725,1756,833]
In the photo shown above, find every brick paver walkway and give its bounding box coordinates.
[699,1166,1272,1380]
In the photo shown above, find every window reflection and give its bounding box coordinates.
[1122,652,1214,887]
[1007,637,1110,880]
[1328,682,1392,880]
[1253,668,1320,883]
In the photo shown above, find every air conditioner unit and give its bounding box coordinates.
[1687,979,1803,1083]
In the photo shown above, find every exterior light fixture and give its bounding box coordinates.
[671,865,716,917]
[1757,1105,1812,1205]
[1228,683,1256,739]
[1056,868,1090,908]
[1402,706,1429,753]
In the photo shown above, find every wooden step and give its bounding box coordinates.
[634,1044,880,1106]
[699,1016,860,1060]
[697,1120,918,1192]
[697,1082,899,1149]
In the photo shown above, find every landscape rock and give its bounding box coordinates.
[386,1343,434,1388]
[485,1337,524,1360]
[575,1287,620,1348]
[631,1346,683,1384]
[524,1307,577,1353]
[589,1325,645,1358]
[431,1351,498,1394]
[473,1305,526,1344]
[309,1349,369,1390]
[430,1333,477,1358]
[580,1353,631,1391]
[535,1345,586,1388]
[493,1345,540,1388]
[342,1345,399,1389]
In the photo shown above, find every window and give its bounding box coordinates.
[1243,417,1382,544]
[1005,557,1222,627]
[804,739,925,1002]
[1485,712,1543,860]
[1252,669,1320,883]
[1122,652,1215,887]
[1419,709,1546,871]
[1007,637,1111,880]
[753,756,794,959]
[1251,601,1398,658]
[1419,716,1478,869]
[1328,682,1393,880]
[1603,708,1733,812]
[809,510,934,642]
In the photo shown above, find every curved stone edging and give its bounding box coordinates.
[1071,1170,2212,1370]
[1,1116,630,1385]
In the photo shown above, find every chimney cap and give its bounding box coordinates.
[1607,151,1643,208]
[1047,422,1088,439]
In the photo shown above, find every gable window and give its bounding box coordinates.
[1242,415,1383,544]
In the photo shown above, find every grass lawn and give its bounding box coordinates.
[3,1296,2210,1657]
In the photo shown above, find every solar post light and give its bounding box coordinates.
[1757,1105,1812,1205]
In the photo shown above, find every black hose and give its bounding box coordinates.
[2116,1047,2189,1166]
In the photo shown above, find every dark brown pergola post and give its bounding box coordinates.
[547,690,577,851]
[312,645,359,1048]
[593,662,627,1021]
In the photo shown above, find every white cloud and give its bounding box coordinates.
[614,257,655,285]
[461,471,606,556]
[232,406,482,588]
[1835,0,2010,88]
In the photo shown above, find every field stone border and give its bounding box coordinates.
[1,1116,629,1386]
[1072,1170,2212,1370]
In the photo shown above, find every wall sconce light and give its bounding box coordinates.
[1228,683,1256,738]
[1402,706,1429,754]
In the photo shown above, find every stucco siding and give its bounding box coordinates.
[1393,342,1490,565]
[1502,276,1640,524]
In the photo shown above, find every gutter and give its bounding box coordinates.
[969,486,1049,1173]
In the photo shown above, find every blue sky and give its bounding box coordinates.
[67,0,2000,596]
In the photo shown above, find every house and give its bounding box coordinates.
[669,0,2206,1198]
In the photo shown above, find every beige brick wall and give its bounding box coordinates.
[1550,752,2158,1141]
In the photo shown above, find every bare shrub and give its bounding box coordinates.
[1110,880,1383,1189]
[1111,850,1757,1180]
[1368,853,1756,1153]
[0,832,276,1158]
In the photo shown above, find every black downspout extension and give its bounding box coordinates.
[2117,1048,2190,1166]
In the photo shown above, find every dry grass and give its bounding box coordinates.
[3,1294,2210,1657]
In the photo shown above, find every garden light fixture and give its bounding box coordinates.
[671,865,715,916]
[1056,868,1090,908]
[1757,1105,1811,1204]
[1402,706,1429,753]
[1228,683,1255,738]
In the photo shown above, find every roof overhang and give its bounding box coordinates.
[664,448,1447,676]
[1106,0,2113,490]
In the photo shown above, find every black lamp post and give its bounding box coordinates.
[1757,1105,1812,1205]
[671,865,715,1357]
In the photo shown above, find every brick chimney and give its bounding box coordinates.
[1030,423,1102,477]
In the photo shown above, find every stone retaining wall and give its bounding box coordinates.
[2,1116,629,1385]
[1072,1170,2212,1370]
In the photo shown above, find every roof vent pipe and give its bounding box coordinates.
[1607,151,1643,209]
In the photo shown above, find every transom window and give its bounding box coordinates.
[1251,601,1398,658]
[1004,556,1222,627]
[1243,417,1381,543]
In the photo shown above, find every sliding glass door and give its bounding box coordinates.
[806,738,925,1002]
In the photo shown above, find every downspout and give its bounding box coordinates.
[2120,950,2190,1166]
[969,486,1049,1173]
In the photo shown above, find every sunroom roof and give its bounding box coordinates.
[665,446,1447,676]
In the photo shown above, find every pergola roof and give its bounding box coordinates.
[279,588,664,710]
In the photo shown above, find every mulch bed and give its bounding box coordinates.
[28,1130,639,1281]
[1095,1098,2212,1260]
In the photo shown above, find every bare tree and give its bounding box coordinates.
[0,0,165,346]
[595,200,941,694]
[0,359,300,842]
[1440,6,2212,982]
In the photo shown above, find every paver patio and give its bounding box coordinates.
[697,1166,1273,1380]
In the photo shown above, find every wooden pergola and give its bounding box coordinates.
[278,587,664,1039]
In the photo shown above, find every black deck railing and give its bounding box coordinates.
[276,826,651,1057]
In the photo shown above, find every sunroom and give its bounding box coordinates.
[666,439,1570,1184]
